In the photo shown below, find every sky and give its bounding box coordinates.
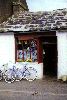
[26,0,67,12]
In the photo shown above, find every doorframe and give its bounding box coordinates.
[41,36,57,76]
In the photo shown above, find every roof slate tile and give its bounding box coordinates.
[0,8,67,32]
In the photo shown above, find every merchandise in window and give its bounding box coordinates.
[17,39,37,62]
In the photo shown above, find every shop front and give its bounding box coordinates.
[0,8,67,81]
[0,31,67,80]
[14,31,57,79]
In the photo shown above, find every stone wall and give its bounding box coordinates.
[0,0,28,23]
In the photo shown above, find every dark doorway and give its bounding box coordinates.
[41,35,57,77]
[43,44,57,76]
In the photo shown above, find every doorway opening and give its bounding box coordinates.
[42,36,57,77]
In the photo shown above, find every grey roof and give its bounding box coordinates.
[0,8,67,32]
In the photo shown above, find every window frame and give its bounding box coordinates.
[15,36,37,62]
[15,35,43,63]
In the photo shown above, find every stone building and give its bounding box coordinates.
[0,3,67,81]
[0,0,28,23]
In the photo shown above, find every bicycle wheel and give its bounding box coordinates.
[25,67,37,81]
[5,69,16,83]
[0,70,3,80]
[15,69,22,81]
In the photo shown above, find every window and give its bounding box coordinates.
[17,39,37,62]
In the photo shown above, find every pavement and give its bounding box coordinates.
[0,76,67,100]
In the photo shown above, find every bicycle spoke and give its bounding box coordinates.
[5,70,16,83]
[15,69,22,81]
[0,72,3,80]
[25,67,37,81]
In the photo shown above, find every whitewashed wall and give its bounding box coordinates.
[0,33,15,66]
[0,32,43,79]
[1,31,67,80]
[56,31,67,79]
[16,62,43,79]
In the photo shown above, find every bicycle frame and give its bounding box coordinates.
[21,65,31,78]
[0,63,37,82]
[6,66,16,78]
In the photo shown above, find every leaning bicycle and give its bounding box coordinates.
[5,65,23,83]
[5,63,37,83]
[0,63,37,83]
[21,64,37,81]
[0,70,3,80]
[0,63,8,81]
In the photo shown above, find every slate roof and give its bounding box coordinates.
[0,8,67,32]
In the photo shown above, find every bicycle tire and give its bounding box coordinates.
[0,70,3,80]
[15,69,23,81]
[25,67,37,81]
[5,69,16,83]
